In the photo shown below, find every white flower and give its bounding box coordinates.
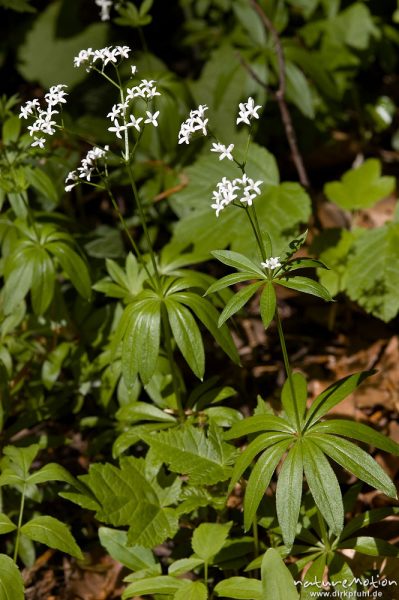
[211,142,234,161]
[31,137,46,148]
[107,104,124,120]
[74,45,132,70]
[45,84,68,106]
[64,146,109,191]
[126,86,145,100]
[144,111,159,127]
[95,0,113,21]
[19,99,40,119]
[131,65,137,76]
[237,97,262,126]
[127,115,143,131]
[178,105,208,145]
[108,119,127,139]
[261,257,282,270]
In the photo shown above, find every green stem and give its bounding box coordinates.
[93,66,120,90]
[275,309,301,433]
[114,66,130,161]
[13,484,26,563]
[204,561,209,586]
[244,207,266,262]
[162,308,185,422]
[250,204,266,261]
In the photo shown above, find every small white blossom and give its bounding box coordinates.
[211,175,263,216]
[131,65,137,76]
[107,104,124,120]
[64,146,109,191]
[95,0,113,21]
[108,119,127,139]
[261,257,282,270]
[73,45,131,71]
[237,97,262,126]
[211,142,234,161]
[19,84,67,147]
[144,110,159,127]
[127,115,143,131]
[178,105,208,145]
[31,137,46,148]
[19,99,40,119]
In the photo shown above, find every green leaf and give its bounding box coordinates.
[261,548,299,600]
[310,434,397,498]
[126,302,161,385]
[259,284,276,330]
[211,250,265,277]
[281,372,307,427]
[20,516,83,559]
[165,299,205,379]
[46,242,91,300]
[168,557,204,576]
[0,513,16,534]
[276,443,303,550]
[218,282,264,327]
[174,580,208,600]
[206,272,258,296]
[214,577,262,599]
[30,248,55,315]
[3,250,35,314]
[277,276,332,302]
[98,527,157,571]
[27,462,82,487]
[142,425,235,485]
[305,371,374,428]
[25,167,59,206]
[299,554,327,599]
[192,522,232,563]
[311,419,399,456]
[324,159,395,210]
[0,554,24,600]
[225,415,294,440]
[340,507,399,541]
[122,576,182,599]
[345,223,399,322]
[339,536,399,557]
[2,116,21,144]
[285,61,315,119]
[302,438,344,534]
[244,439,292,531]
[116,402,176,424]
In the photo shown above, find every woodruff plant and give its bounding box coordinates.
[3,38,397,600]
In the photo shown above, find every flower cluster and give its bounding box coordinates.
[211,142,234,161]
[211,174,263,217]
[74,46,131,70]
[178,105,208,144]
[19,84,68,148]
[237,97,262,126]
[65,146,109,192]
[95,0,114,21]
[261,257,282,270]
[107,79,161,140]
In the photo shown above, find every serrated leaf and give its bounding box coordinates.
[310,434,397,498]
[302,438,344,534]
[192,522,231,563]
[214,577,262,599]
[244,439,292,531]
[259,284,276,330]
[277,276,332,301]
[324,159,395,210]
[165,299,204,379]
[142,425,235,485]
[0,513,16,534]
[20,516,83,558]
[276,443,303,550]
[261,548,299,600]
[218,282,263,326]
[27,463,88,495]
[99,527,157,571]
[0,554,24,600]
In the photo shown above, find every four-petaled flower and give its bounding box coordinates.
[261,257,282,270]
[237,97,262,126]
[211,142,234,161]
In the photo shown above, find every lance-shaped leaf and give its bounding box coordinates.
[276,442,303,550]
[99,527,158,571]
[142,425,236,485]
[206,271,261,296]
[304,371,374,429]
[338,536,399,557]
[299,554,327,600]
[122,576,183,599]
[46,242,91,300]
[261,548,299,600]
[311,419,399,456]
[244,439,292,531]
[281,372,307,427]
[3,245,35,314]
[30,248,55,315]
[218,281,264,327]
[259,283,276,330]
[168,557,204,576]
[302,438,344,535]
[340,507,399,541]
[214,577,262,599]
[211,250,265,276]
[310,434,397,498]
[0,554,24,600]
[277,276,332,302]
[127,300,161,385]
[20,516,83,558]
[165,298,205,379]
[225,415,294,440]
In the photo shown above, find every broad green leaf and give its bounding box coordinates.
[128,302,161,384]
[41,342,71,390]
[0,554,24,600]
[299,554,326,600]
[168,557,204,576]
[3,251,34,315]
[311,420,399,456]
[214,577,262,599]
[25,167,59,206]
[211,250,265,277]
[276,443,303,549]
[116,402,176,424]
[277,276,332,302]
[174,580,208,600]
[316,229,356,297]
[142,425,235,485]
[310,434,397,498]
[122,576,182,599]
[172,292,240,364]
[2,116,21,144]
[302,439,344,534]
[27,463,87,493]
[228,432,292,494]
[340,507,399,541]
[30,248,55,315]
[281,372,307,426]
[261,548,299,600]
[285,60,315,119]
[0,513,16,534]
[259,284,276,330]
[192,522,232,562]
[324,159,395,210]
[339,536,399,557]
[99,527,157,571]
[121,307,141,389]
[345,223,399,322]
[206,271,259,295]
[2,444,40,479]
[165,299,205,379]
[46,242,91,300]
[218,282,264,326]
[225,415,295,440]
[20,516,83,558]
[305,371,374,428]
[244,439,292,530]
